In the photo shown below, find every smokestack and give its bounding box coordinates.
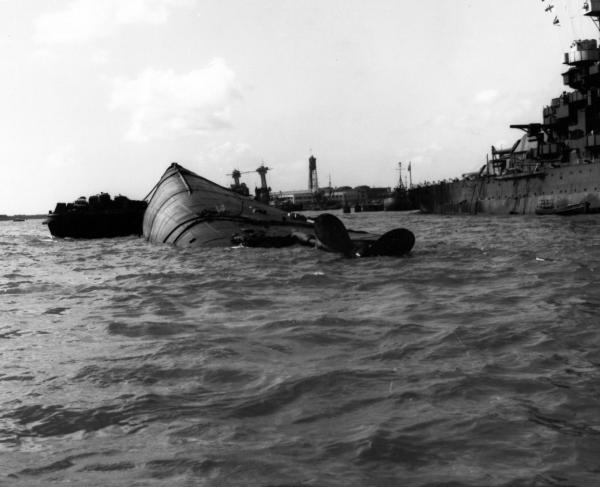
[308,155,318,192]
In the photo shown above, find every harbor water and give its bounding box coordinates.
[1,212,600,486]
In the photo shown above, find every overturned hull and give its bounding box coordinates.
[143,163,312,247]
[143,163,381,248]
[410,163,600,215]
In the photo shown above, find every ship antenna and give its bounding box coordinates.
[396,162,405,189]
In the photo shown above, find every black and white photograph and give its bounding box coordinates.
[1,1,600,485]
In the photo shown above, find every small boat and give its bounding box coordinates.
[534,200,590,216]
[143,163,415,256]
[45,193,147,238]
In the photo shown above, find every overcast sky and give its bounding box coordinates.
[1,0,597,214]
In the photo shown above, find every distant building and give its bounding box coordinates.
[272,189,315,207]
[271,155,391,209]
[330,188,359,205]
[355,186,391,203]
[273,185,390,207]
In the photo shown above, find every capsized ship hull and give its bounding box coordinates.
[143,163,381,248]
[411,163,600,215]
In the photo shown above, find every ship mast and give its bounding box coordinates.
[397,162,405,189]
[255,164,271,203]
[584,1,600,31]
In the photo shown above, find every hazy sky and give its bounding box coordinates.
[1,0,597,213]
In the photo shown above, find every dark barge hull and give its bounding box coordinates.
[46,211,146,238]
[45,195,147,238]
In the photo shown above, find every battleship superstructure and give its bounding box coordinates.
[410,1,600,215]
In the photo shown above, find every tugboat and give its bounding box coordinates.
[410,1,600,215]
[45,193,147,238]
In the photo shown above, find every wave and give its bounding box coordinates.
[2,215,600,486]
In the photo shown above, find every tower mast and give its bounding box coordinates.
[396,162,405,189]
[308,155,319,192]
[255,164,271,203]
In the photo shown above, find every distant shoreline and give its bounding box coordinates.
[0,215,47,221]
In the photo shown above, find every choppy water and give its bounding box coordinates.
[1,212,600,486]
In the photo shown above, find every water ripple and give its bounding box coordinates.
[1,215,600,486]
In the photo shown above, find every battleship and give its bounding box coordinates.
[410,1,600,215]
